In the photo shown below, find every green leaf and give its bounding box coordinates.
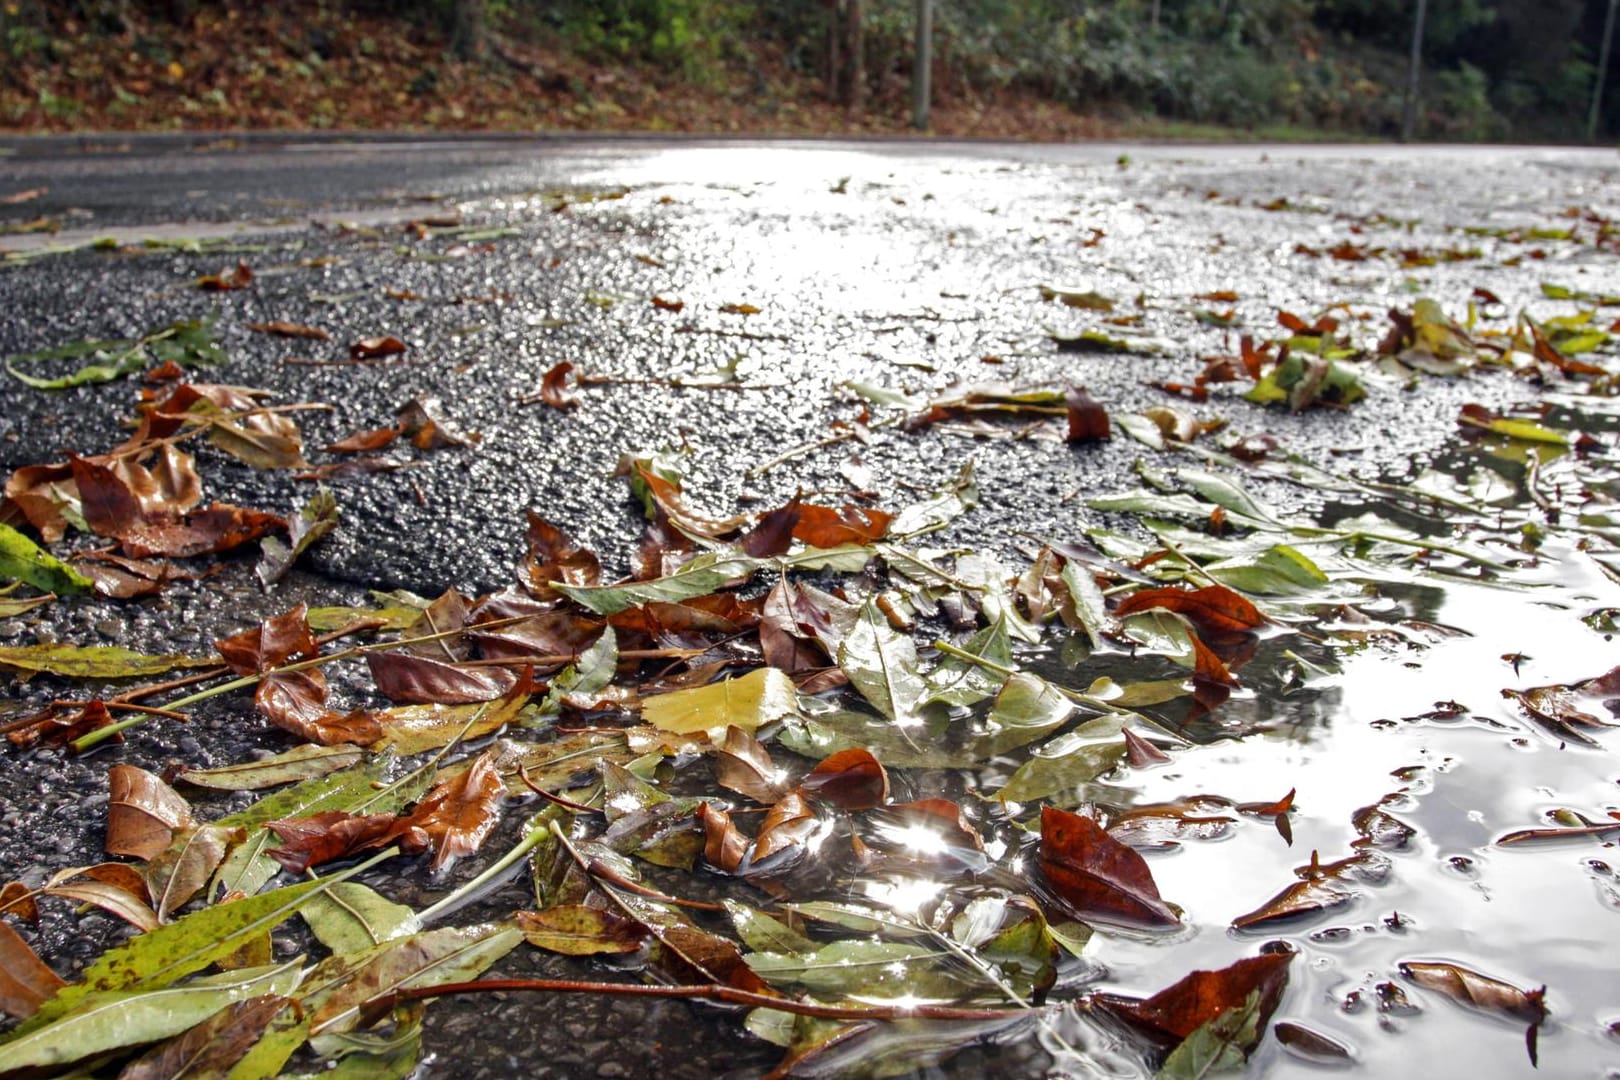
[974,672,1076,760]
[6,318,222,389]
[1156,989,1266,1079]
[926,616,1014,707]
[301,883,420,956]
[996,715,1129,804]
[542,627,618,713]
[17,871,362,1034]
[211,757,395,899]
[641,667,799,738]
[1059,559,1110,651]
[257,489,339,587]
[746,940,952,997]
[178,744,366,791]
[0,643,213,678]
[888,461,979,537]
[0,961,303,1073]
[300,923,523,1036]
[555,553,758,615]
[0,590,55,617]
[725,901,819,956]
[1205,544,1327,596]
[839,598,926,726]
[0,523,92,594]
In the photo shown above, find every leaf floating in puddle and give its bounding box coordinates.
[799,748,890,810]
[1094,951,1293,1048]
[1232,850,1383,930]
[1273,1020,1355,1063]
[1399,961,1547,1024]
[1114,584,1265,636]
[1037,805,1180,928]
[1502,665,1620,744]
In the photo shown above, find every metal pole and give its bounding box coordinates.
[1401,0,1428,142]
[912,0,932,130]
[1589,0,1619,143]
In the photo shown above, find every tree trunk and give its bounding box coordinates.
[846,0,864,120]
[912,0,932,129]
[451,0,487,61]
[1401,0,1428,142]
[1589,0,1619,142]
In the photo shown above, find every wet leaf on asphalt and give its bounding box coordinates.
[517,905,647,955]
[178,743,366,791]
[106,765,195,861]
[0,920,65,1020]
[116,991,290,1080]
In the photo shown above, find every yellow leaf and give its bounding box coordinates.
[641,668,798,740]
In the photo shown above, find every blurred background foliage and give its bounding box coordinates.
[1,0,1614,140]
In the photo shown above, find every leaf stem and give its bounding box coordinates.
[417,813,552,926]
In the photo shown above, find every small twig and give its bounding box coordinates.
[50,700,189,720]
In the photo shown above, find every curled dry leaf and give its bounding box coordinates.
[799,748,890,810]
[1400,961,1547,1024]
[106,765,194,861]
[1065,385,1111,443]
[196,262,253,291]
[397,396,479,449]
[1232,850,1380,929]
[247,321,330,340]
[0,921,64,1020]
[1502,665,1620,742]
[265,810,404,874]
[697,802,750,873]
[216,603,318,675]
[1038,805,1179,928]
[535,360,579,410]
[118,503,287,559]
[520,510,602,600]
[323,425,402,453]
[712,725,791,805]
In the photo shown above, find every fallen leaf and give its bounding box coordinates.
[0,920,64,1020]
[1114,584,1265,636]
[642,667,799,739]
[1095,951,1293,1046]
[1065,385,1110,442]
[652,295,685,312]
[535,360,579,409]
[1038,805,1179,928]
[106,766,194,861]
[247,321,331,340]
[799,748,890,810]
[397,396,479,449]
[517,906,647,955]
[712,726,791,804]
[520,511,602,600]
[117,993,291,1080]
[265,810,403,874]
[323,424,402,453]
[196,262,253,291]
[1400,960,1546,1024]
[397,748,507,872]
[366,651,519,705]
[350,336,408,360]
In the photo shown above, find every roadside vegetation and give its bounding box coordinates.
[0,0,1615,142]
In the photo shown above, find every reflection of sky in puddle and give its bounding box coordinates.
[1075,540,1620,1077]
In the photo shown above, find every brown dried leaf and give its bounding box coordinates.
[1065,385,1111,442]
[118,502,286,558]
[366,652,519,705]
[106,765,194,861]
[118,994,290,1080]
[1096,951,1293,1045]
[265,810,401,874]
[1038,805,1179,928]
[350,336,408,360]
[791,503,891,548]
[400,748,506,872]
[397,396,479,449]
[516,905,648,955]
[0,920,64,1020]
[799,748,890,811]
[697,802,749,873]
[536,360,580,410]
[1115,584,1266,636]
[248,321,331,340]
[521,511,602,600]
[1400,960,1547,1025]
[196,262,253,291]
[323,425,402,453]
[712,726,790,805]
[216,603,318,675]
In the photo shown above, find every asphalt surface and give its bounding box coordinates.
[2,135,1619,1078]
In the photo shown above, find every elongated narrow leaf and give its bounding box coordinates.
[0,523,92,594]
[301,883,420,955]
[118,991,291,1080]
[178,744,365,791]
[555,553,759,615]
[0,643,213,679]
[0,961,303,1072]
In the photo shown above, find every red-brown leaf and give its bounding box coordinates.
[537,360,579,410]
[1123,727,1171,767]
[350,336,407,360]
[1399,960,1547,1024]
[520,510,602,599]
[1097,951,1293,1044]
[398,748,506,872]
[323,425,402,453]
[740,495,803,558]
[1065,385,1111,442]
[799,748,890,810]
[791,503,892,547]
[196,262,253,291]
[366,652,519,705]
[257,669,385,746]
[712,726,790,805]
[69,453,145,538]
[1038,805,1179,928]
[216,603,318,675]
[119,503,286,559]
[752,791,817,864]
[697,802,750,873]
[1114,584,1265,635]
[265,810,401,874]
[247,320,330,340]
[0,921,64,1020]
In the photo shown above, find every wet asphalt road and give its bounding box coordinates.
[1,135,1618,1077]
